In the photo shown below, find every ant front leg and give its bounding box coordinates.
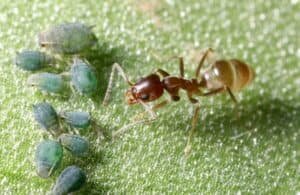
[133,100,169,121]
[112,100,161,139]
[113,100,170,139]
[103,63,133,105]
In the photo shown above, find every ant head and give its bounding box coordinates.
[125,74,164,104]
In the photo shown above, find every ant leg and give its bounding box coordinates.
[225,86,238,104]
[103,63,133,106]
[113,99,170,139]
[112,100,159,139]
[112,117,157,139]
[195,48,214,78]
[133,100,169,121]
[179,57,185,78]
[187,91,199,104]
[203,86,238,104]
[202,87,225,96]
[184,104,200,157]
[155,69,170,77]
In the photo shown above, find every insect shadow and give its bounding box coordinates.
[189,96,300,139]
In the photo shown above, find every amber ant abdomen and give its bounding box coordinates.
[201,59,254,92]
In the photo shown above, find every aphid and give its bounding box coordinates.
[58,134,89,157]
[15,50,53,71]
[28,72,69,95]
[71,59,98,96]
[52,165,86,195]
[103,48,255,156]
[35,140,63,178]
[38,22,97,54]
[33,102,60,136]
[59,111,91,129]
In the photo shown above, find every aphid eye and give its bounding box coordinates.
[140,93,149,100]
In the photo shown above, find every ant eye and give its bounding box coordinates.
[140,94,149,100]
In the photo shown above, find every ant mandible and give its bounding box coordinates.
[103,48,255,156]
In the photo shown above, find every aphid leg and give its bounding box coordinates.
[184,104,200,157]
[155,69,170,77]
[195,48,214,78]
[91,120,107,139]
[48,159,59,177]
[103,63,133,106]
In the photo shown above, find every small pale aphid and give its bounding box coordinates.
[35,140,63,178]
[71,59,98,96]
[52,165,86,194]
[59,111,91,129]
[33,102,60,136]
[38,22,97,54]
[58,134,89,157]
[15,50,53,71]
[28,72,69,95]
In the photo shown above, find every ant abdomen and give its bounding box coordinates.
[202,59,255,91]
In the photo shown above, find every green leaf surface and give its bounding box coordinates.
[0,0,299,194]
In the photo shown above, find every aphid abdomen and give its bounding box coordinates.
[35,140,63,178]
[229,59,254,91]
[52,166,86,194]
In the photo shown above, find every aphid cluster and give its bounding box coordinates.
[15,23,99,97]
[33,102,95,193]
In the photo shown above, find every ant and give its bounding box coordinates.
[103,48,255,156]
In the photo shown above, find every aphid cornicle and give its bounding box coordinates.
[38,22,97,54]
[58,134,89,157]
[71,59,98,96]
[15,50,53,71]
[28,72,69,95]
[103,48,255,156]
[52,165,86,195]
[33,102,60,136]
[59,111,91,129]
[35,140,63,178]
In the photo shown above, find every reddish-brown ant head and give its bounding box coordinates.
[125,74,164,104]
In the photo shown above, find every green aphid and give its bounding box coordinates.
[33,102,60,135]
[15,50,53,71]
[60,111,91,129]
[35,140,63,178]
[71,59,98,96]
[38,22,97,54]
[28,72,68,95]
[52,165,86,195]
[58,134,89,157]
